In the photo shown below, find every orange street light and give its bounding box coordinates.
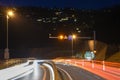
[59,35,64,40]
[72,34,76,39]
[7,10,14,17]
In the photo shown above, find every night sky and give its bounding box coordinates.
[0,0,120,59]
[0,0,120,9]
[0,0,120,48]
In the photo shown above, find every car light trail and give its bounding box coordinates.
[0,61,34,80]
[11,69,33,80]
[42,63,55,80]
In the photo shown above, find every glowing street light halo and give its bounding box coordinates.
[59,35,64,40]
[7,10,14,18]
[68,34,77,40]
[72,34,76,39]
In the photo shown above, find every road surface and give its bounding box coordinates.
[57,63,105,80]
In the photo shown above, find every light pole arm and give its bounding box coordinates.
[77,37,91,39]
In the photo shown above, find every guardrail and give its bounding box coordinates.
[0,58,27,69]
[91,60,120,68]
[0,61,34,80]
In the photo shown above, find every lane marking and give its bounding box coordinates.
[57,67,73,80]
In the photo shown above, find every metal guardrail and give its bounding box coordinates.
[92,60,120,68]
[0,58,27,69]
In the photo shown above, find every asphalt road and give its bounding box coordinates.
[9,60,106,80]
[57,63,105,80]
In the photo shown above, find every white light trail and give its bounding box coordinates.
[0,61,34,80]
[43,63,55,80]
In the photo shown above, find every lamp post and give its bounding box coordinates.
[4,10,14,60]
[71,34,76,57]
[93,31,96,54]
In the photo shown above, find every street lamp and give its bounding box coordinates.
[59,35,64,40]
[71,34,76,58]
[4,10,14,59]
